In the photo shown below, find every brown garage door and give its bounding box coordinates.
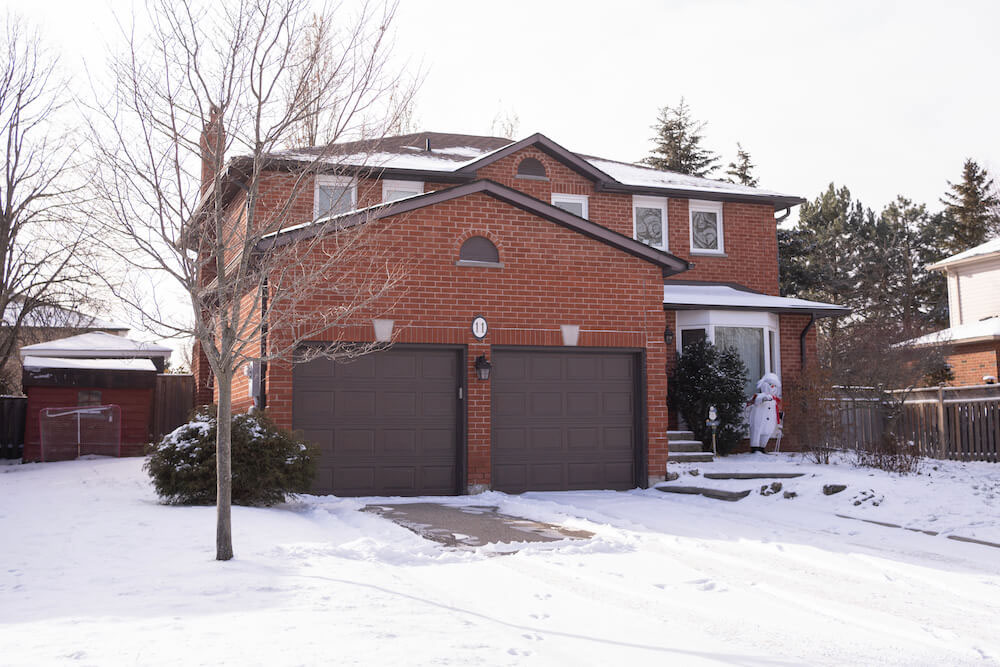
[293,346,462,496]
[491,348,639,493]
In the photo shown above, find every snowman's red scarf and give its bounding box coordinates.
[747,395,783,425]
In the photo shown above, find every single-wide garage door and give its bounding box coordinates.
[293,346,461,496]
[491,348,639,493]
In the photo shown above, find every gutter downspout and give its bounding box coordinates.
[775,207,791,223]
[258,277,268,411]
[800,313,815,367]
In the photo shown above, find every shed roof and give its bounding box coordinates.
[22,356,158,372]
[19,332,172,361]
[903,317,1000,347]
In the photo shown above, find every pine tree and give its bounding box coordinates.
[938,159,1000,253]
[641,97,719,176]
[725,143,758,186]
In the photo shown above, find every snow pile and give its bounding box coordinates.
[1,456,999,665]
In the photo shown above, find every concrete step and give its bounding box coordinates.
[703,472,805,480]
[667,430,696,440]
[656,485,750,502]
[668,440,704,453]
[667,452,715,463]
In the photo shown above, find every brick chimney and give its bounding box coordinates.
[200,104,224,193]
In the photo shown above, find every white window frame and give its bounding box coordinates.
[313,175,357,219]
[382,179,424,203]
[675,309,781,381]
[689,199,725,255]
[551,193,589,219]
[632,195,668,251]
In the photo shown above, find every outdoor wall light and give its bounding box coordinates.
[474,354,492,381]
[560,324,580,347]
[664,326,674,345]
[372,318,394,343]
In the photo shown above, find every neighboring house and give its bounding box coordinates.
[905,238,1000,385]
[1,302,129,394]
[195,130,847,496]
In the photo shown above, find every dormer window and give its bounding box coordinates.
[633,195,668,250]
[314,175,356,218]
[690,200,724,255]
[457,236,502,268]
[551,193,588,219]
[382,179,423,202]
[516,157,547,180]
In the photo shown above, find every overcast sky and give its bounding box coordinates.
[7,0,999,344]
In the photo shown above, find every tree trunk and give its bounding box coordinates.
[216,373,234,561]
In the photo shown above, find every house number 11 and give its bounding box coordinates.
[471,315,488,340]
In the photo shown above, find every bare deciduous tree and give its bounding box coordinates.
[0,16,97,394]
[90,0,415,560]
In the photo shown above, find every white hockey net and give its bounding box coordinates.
[39,405,122,461]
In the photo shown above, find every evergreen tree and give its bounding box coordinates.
[725,143,758,186]
[641,97,719,176]
[938,159,1000,254]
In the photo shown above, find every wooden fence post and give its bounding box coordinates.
[936,384,948,459]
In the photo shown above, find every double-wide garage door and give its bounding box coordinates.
[491,349,639,493]
[292,346,640,496]
[293,347,462,496]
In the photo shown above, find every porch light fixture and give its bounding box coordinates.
[664,326,674,345]
[372,318,394,343]
[474,354,492,381]
[560,324,580,347]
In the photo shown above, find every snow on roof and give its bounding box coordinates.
[22,356,157,372]
[663,284,849,315]
[928,237,1000,270]
[277,148,487,172]
[583,157,798,200]
[904,317,1000,347]
[2,302,127,330]
[20,331,172,360]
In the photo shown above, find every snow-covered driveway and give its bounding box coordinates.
[2,456,999,666]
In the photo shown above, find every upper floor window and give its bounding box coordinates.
[689,200,724,254]
[633,195,668,250]
[551,193,588,219]
[516,157,547,179]
[314,175,356,219]
[458,236,501,267]
[382,179,424,202]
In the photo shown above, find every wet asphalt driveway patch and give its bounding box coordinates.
[362,502,593,550]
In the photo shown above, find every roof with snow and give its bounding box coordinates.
[663,283,849,317]
[928,237,1000,271]
[903,317,1000,347]
[2,302,127,331]
[265,131,804,209]
[19,332,172,361]
[22,356,158,372]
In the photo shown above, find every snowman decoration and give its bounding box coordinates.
[746,373,782,453]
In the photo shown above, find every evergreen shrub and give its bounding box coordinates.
[145,406,316,506]
[670,339,749,456]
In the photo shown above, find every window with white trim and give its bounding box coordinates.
[314,175,356,219]
[551,193,589,219]
[676,310,780,396]
[382,179,424,203]
[633,195,668,250]
[689,200,724,254]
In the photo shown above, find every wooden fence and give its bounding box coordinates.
[152,374,195,440]
[0,396,27,459]
[835,384,1000,462]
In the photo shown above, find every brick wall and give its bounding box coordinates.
[256,191,670,488]
[946,341,1000,386]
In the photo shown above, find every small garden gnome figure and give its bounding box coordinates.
[747,373,782,453]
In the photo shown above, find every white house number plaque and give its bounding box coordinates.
[471,315,488,340]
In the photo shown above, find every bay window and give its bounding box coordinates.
[675,310,780,396]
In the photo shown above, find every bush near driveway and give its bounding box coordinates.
[670,339,749,455]
[145,406,316,506]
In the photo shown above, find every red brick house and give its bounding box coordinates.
[196,131,846,496]
[905,238,1000,385]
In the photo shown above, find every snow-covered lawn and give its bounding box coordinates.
[2,455,1000,666]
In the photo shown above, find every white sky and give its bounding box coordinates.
[7,0,999,345]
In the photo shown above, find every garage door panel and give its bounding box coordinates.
[294,347,461,497]
[492,349,638,493]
